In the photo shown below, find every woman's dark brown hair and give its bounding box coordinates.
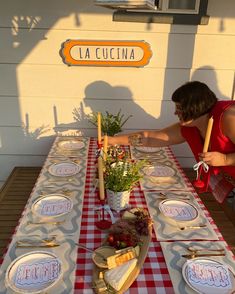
[171,81,218,122]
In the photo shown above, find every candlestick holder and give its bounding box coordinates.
[192,160,209,190]
[95,199,113,230]
[97,141,103,150]
[193,165,205,188]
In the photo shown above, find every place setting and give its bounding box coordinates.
[36,157,87,188]
[0,235,79,294]
[130,145,169,161]
[144,191,219,241]
[16,189,84,237]
[160,240,235,294]
[139,159,192,191]
[48,136,89,158]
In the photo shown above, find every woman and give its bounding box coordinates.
[107,81,235,203]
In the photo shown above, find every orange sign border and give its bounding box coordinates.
[60,40,152,67]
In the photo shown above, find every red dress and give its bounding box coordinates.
[181,101,235,203]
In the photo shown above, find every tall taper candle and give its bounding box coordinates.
[203,116,214,152]
[103,135,108,161]
[97,112,102,145]
[98,156,105,200]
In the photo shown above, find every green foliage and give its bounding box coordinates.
[88,110,132,136]
[104,155,146,193]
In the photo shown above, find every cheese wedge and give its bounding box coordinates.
[107,249,136,269]
[104,258,137,291]
[122,210,136,219]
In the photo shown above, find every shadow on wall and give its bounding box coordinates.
[191,66,231,100]
[0,0,112,184]
[54,80,158,136]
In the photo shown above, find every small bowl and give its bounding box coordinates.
[92,246,116,268]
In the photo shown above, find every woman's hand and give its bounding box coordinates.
[199,151,227,166]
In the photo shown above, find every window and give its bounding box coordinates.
[158,0,200,14]
[94,0,209,25]
[94,0,157,10]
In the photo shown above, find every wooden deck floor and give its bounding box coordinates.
[0,167,41,257]
[0,167,235,258]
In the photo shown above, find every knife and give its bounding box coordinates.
[179,225,207,230]
[27,220,65,225]
[16,243,60,248]
[182,253,226,259]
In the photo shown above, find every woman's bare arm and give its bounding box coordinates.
[200,105,235,166]
[107,123,185,147]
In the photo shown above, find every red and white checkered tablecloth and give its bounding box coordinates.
[74,138,174,293]
[0,137,225,293]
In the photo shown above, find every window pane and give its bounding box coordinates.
[168,0,196,10]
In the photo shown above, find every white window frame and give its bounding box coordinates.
[112,0,209,25]
[158,0,200,14]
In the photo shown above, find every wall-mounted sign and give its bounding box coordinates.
[60,40,152,67]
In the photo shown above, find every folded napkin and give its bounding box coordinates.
[147,176,177,185]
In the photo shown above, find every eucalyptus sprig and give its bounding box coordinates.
[88,110,132,136]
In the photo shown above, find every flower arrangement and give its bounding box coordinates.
[88,109,132,136]
[104,155,146,193]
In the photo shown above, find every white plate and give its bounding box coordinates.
[182,258,235,294]
[143,165,175,177]
[5,251,62,294]
[159,199,198,222]
[48,162,81,177]
[135,146,161,153]
[58,140,85,151]
[32,194,73,217]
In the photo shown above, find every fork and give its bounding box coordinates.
[40,189,72,196]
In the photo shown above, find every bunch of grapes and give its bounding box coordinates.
[133,209,152,236]
[107,220,139,249]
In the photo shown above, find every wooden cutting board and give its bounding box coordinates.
[92,226,152,293]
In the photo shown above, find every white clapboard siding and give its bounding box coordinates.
[0,127,54,154]
[0,28,234,70]
[0,65,233,100]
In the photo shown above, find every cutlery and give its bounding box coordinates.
[50,158,80,164]
[16,242,60,248]
[158,192,190,201]
[148,177,177,185]
[48,177,74,182]
[75,243,107,261]
[27,220,65,225]
[179,225,207,230]
[182,253,226,259]
[17,237,57,245]
[40,189,72,196]
[187,246,225,253]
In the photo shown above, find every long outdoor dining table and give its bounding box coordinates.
[0,136,234,294]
